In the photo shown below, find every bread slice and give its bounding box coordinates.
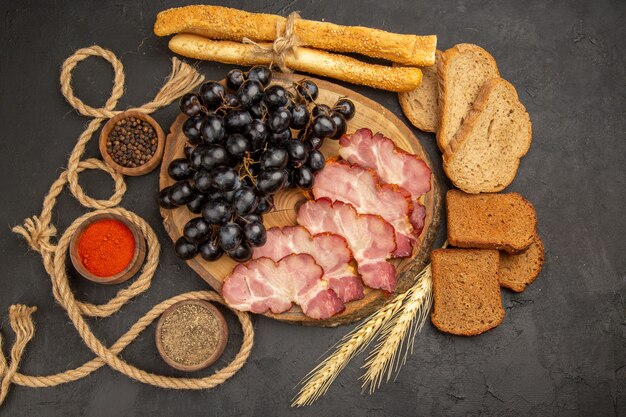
[443,78,532,193]
[430,248,504,336]
[446,189,537,253]
[436,44,500,152]
[398,51,441,132]
[498,235,544,292]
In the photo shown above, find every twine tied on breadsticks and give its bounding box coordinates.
[243,11,301,72]
[0,46,255,407]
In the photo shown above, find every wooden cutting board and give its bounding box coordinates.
[159,73,442,327]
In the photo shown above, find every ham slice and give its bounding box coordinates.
[222,253,344,320]
[252,226,364,303]
[297,198,397,292]
[313,160,414,257]
[338,128,431,235]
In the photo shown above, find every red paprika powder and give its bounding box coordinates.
[77,219,135,278]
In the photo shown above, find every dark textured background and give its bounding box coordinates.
[1,0,624,416]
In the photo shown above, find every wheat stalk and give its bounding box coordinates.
[291,291,409,407]
[360,265,433,393]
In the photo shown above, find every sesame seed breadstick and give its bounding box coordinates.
[168,34,423,92]
[154,5,436,66]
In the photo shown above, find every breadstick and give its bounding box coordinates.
[168,34,423,92]
[154,5,436,66]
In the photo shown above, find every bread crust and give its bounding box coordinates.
[168,34,423,92]
[155,5,436,66]
[436,44,500,153]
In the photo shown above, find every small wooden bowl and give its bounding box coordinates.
[155,300,229,372]
[69,213,147,285]
[99,110,165,176]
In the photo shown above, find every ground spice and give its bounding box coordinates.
[160,304,222,366]
[77,219,135,277]
[106,116,157,168]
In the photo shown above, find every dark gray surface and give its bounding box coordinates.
[1,0,624,416]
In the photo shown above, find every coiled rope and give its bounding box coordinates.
[0,46,254,406]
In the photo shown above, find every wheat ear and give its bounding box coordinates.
[291,291,409,407]
[360,265,433,393]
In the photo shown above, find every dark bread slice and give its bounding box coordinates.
[430,248,504,336]
[499,235,544,292]
[446,189,537,253]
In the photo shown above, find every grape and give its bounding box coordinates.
[233,186,259,216]
[168,158,193,181]
[254,195,274,214]
[291,104,309,129]
[180,93,202,117]
[312,115,337,138]
[168,180,196,205]
[211,166,239,191]
[218,222,243,251]
[183,114,204,145]
[243,222,267,247]
[223,93,241,108]
[174,237,198,260]
[237,213,263,226]
[226,69,246,91]
[200,145,230,171]
[183,145,194,161]
[189,144,207,170]
[260,148,288,170]
[247,101,266,119]
[256,168,287,195]
[244,120,270,150]
[293,166,315,189]
[202,197,233,224]
[286,140,309,165]
[158,186,177,209]
[225,134,249,159]
[200,82,225,109]
[312,104,331,117]
[183,217,212,244]
[263,85,289,109]
[227,242,252,262]
[269,129,291,147]
[329,111,347,139]
[193,170,213,193]
[225,109,253,133]
[284,91,296,111]
[237,80,264,107]
[269,107,291,133]
[199,239,223,261]
[187,193,208,214]
[201,114,226,144]
[307,150,325,173]
[307,135,324,150]
[247,65,272,87]
[296,80,318,101]
[333,98,355,120]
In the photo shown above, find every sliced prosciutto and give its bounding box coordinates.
[313,160,414,257]
[222,253,344,320]
[338,128,431,234]
[297,198,397,292]
[252,226,364,303]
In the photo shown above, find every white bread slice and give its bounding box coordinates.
[443,78,532,194]
[437,44,500,152]
[397,51,441,132]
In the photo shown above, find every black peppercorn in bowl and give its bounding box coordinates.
[99,110,165,176]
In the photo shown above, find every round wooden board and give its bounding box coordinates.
[159,73,442,327]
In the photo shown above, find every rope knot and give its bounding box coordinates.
[243,11,301,72]
[12,216,57,254]
[0,305,37,405]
